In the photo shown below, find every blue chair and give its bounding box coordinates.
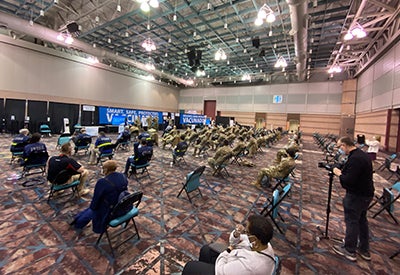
[39,124,52,137]
[47,170,81,202]
[21,150,49,178]
[260,183,292,234]
[96,191,143,257]
[368,181,400,224]
[74,136,92,155]
[56,133,71,149]
[172,144,188,166]
[10,142,27,164]
[177,165,206,203]
[129,151,152,181]
[96,143,116,165]
[272,166,296,192]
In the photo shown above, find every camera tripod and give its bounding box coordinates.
[317,171,342,243]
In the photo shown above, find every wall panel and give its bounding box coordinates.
[354,110,387,149]
[300,114,341,136]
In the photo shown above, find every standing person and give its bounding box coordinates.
[182,214,275,275]
[365,135,381,161]
[47,142,90,196]
[69,160,129,234]
[332,136,374,262]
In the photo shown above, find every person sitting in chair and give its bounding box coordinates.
[208,139,233,173]
[172,134,188,165]
[115,126,131,148]
[73,128,92,153]
[47,142,90,196]
[68,160,129,234]
[88,131,113,165]
[182,214,275,275]
[252,147,297,188]
[123,138,153,175]
[21,132,48,166]
[10,128,30,152]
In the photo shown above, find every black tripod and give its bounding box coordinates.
[317,171,334,239]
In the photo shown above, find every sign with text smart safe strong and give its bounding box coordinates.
[98,107,163,125]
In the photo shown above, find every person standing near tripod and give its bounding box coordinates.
[332,136,374,262]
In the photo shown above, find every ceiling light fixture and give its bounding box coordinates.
[344,22,367,40]
[255,3,276,26]
[328,62,342,74]
[117,0,121,12]
[142,37,156,51]
[242,73,251,81]
[274,55,287,68]
[214,48,227,60]
[137,0,159,12]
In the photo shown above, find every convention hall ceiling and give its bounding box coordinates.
[0,0,399,87]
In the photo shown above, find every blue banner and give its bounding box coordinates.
[99,107,163,125]
[180,113,206,125]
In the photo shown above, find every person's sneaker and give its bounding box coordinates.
[66,212,76,226]
[79,188,90,196]
[332,245,357,261]
[357,249,371,261]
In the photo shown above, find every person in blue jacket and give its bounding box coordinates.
[70,160,129,234]
[123,138,153,175]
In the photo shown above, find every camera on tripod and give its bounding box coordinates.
[318,161,335,171]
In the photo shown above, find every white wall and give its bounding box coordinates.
[356,42,400,112]
[179,81,342,114]
[0,36,179,111]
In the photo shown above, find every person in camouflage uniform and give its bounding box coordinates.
[193,131,211,157]
[232,136,246,156]
[208,139,233,172]
[252,148,297,188]
[246,135,258,157]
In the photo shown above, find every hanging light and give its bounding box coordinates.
[328,62,342,74]
[255,3,275,26]
[344,22,367,40]
[242,73,251,81]
[214,48,227,61]
[274,55,287,68]
[146,61,155,71]
[137,0,159,11]
[142,37,156,51]
[65,35,74,45]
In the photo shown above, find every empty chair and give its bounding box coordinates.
[177,166,206,203]
[96,191,143,257]
[47,170,81,202]
[260,183,292,234]
[377,153,397,172]
[368,181,400,224]
[56,133,71,149]
[39,124,52,137]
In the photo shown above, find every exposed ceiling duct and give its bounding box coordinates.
[0,11,190,86]
[286,0,308,81]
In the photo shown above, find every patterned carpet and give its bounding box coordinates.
[0,133,399,275]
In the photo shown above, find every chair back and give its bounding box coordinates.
[271,189,280,219]
[25,150,49,166]
[11,142,27,153]
[185,166,206,193]
[76,136,92,147]
[99,143,115,155]
[392,182,400,192]
[57,136,71,147]
[40,124,51,132]
[110,191,143,220]
[175,143,188,157]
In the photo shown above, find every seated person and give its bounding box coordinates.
[115,126,131,147]
[172,134,188,164]
[47,143,90,196]
[232,136,246,156]
[138,130,153,147]
[207,139,233,172]
[10,128,30,153]
[123,138,153,175]
[88,131,113,164]
[73,128,92,153]
[68,160,129,233]
[182,215,275,275]
[252,147,297,188]
[22,132,49,166]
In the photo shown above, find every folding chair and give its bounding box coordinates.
[21,150,49,178]
[10,142,26,164]
[260,183,292,234]
[74,136,92,155]
[272,166,296,192]
[47,170,81,202]
[177,165,206,203]
[212,154,232,177]
[377,153,397,172]
[172,144,188,166]
[368,182,400,224]
[39,124,52,137]
[96,191,143,257]
[56,133,71,149]
[129,151,152,181]
[96,143,116,165]
[231,147,247,165]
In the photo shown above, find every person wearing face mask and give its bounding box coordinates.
[182,215,275,275]
[332,136,374,262]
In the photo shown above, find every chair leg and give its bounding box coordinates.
[390,249,400,259]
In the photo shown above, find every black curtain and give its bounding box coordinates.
[81,106,99,126]
[48,102,79,134]
[28,100,48,133]
[5,98,26,134]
